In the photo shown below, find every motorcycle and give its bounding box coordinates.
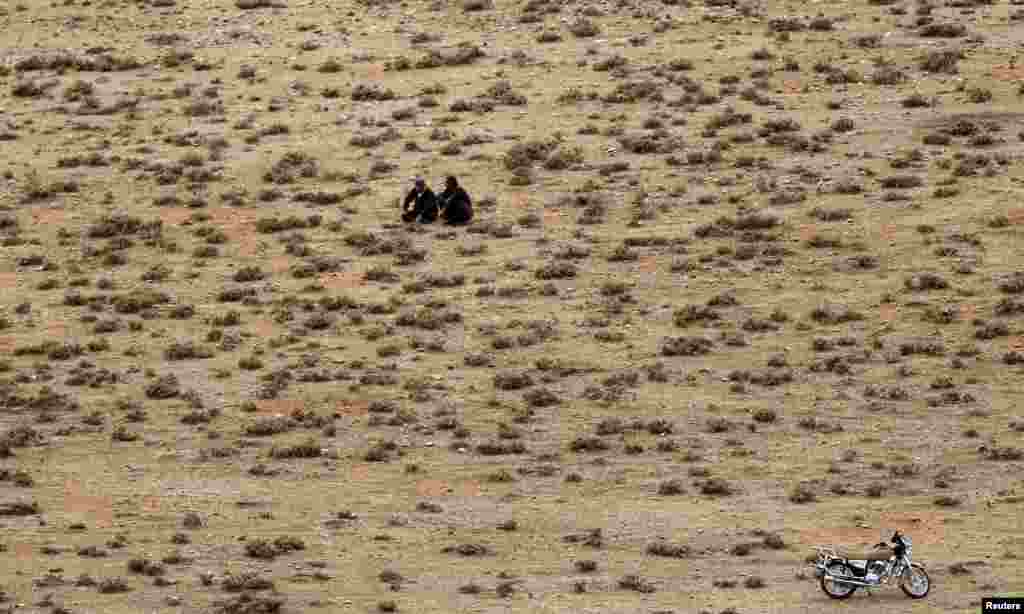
[812,530,931,600]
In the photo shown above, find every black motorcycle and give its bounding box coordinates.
[812,530,931,600]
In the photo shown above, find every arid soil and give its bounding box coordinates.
[2,0,1024,613]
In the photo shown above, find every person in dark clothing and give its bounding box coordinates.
[437,175,474,226]
[401,177,438,223]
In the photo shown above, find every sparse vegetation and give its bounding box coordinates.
[0,2,1021,612]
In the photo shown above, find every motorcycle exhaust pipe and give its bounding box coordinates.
[823,574,875,587]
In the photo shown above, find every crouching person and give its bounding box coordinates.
[438,175,474,226]
[401,177,438,223]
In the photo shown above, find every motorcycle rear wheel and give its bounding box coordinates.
[900,566,930,599]
[820,562,858,599]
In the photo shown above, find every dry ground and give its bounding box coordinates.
[2,0,1024,612]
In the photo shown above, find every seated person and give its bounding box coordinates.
[437,175,474,226]
[401,177,438,223]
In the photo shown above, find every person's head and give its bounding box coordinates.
[445,175,458,189]
[413,177,426,192]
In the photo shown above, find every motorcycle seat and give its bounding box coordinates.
[840,550,891,562]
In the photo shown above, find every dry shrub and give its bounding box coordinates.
[441,543,492,556]
[617,574,656,593]
[872,64,907,85]
[921,49,962,74]
[236,0,285,8]
[415,44,485,69]
[212,594,284,613]
[645,540,690,557]
[789,482,817,503]
[535,261,577,280]
[569,18,600,37]
[263,152,318,184]
[697,478,735,496]
[602,80,663,103]
[905,272,949,291]
[494,371,533,390]
[735,211,778,229]
[809,303,863,324]
[920,23,967,37]
[656,479,685,495]
[504,139,559,170]
[661,336,714,356]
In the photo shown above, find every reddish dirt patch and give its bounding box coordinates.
[0,337,14,353]
[363,63,385,82]
[991,64,1024,81]
[269,255,293,275]
[1008,208,1024,225]
[542,208,562,227]
[878,509,948,543]
[638,255,658,274]
[349,464,370,483]
[510,191,530,212]
[141,495,162,514]
[14,542,33,560]
[234,236,263,258]
[29,207,68,226]
[1009,335,1024,352]
[415,479,481,498]
[46,319,68,338]
[782,79,802,94]
[879,304,899,322]
[877,223,897,243]
[798,223,817,242]
[157,208,193,226]
[322,271,366,290]
[799,511,948,547]
[0,272,18,290]
[204,206,262,257]
[960,304,977,321]
[800,525,879,547]
[249,318,277,339]
[253,399,305,416]
[335,399,370,416]
[63,480,114,528]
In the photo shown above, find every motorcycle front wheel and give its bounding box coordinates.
[820,562,858,599]
[900,566,930,599]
